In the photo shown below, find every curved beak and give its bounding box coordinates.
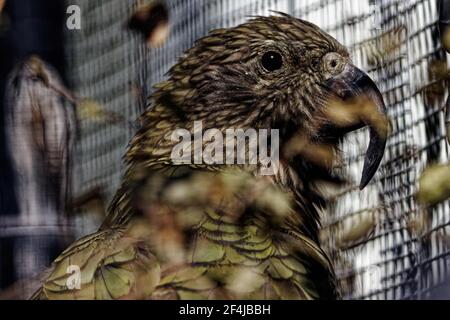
[324,64,389,189]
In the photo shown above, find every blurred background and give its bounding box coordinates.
[0,0,449,299]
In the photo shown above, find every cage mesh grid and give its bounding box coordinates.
[66,0,450,299]
[64,0,152,235]
[65,2,147,194]
[293,0,450,300]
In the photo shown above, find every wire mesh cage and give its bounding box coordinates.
[64,0,450,299]
[292,0,450,300]
[63,0,154,236]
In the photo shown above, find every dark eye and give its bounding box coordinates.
[261,51,283,72]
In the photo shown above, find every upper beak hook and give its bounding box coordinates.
[325,64,389,189]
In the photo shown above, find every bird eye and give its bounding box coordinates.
[261,51,283,72]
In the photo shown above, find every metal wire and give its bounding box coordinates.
[67,0,450,299]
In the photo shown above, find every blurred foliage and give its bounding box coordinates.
[417,163,450,206]
[320,209,378,250]
[406,209,429,239]
[128,0,170,48]
[69,187,107,217]
[364,26,406,67]
[76,98,127,125]
[422,59,449,106]
[334,256,356,297]
[283,133,336,169]
[136,170,293,230]
[326,97,390,139]
[77,99,111,121]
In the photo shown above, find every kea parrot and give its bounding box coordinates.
[32,13,389,300]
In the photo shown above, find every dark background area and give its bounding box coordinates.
[0,0,66,289]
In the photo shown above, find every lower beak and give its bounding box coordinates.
[325,64,389,189]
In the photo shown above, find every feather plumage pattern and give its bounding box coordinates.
[35,13,389,300]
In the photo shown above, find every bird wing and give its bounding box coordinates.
[32,224,160,300]
[34,168,338,300]
[146,213,338,300]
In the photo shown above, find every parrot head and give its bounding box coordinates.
[146,13,389,189]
